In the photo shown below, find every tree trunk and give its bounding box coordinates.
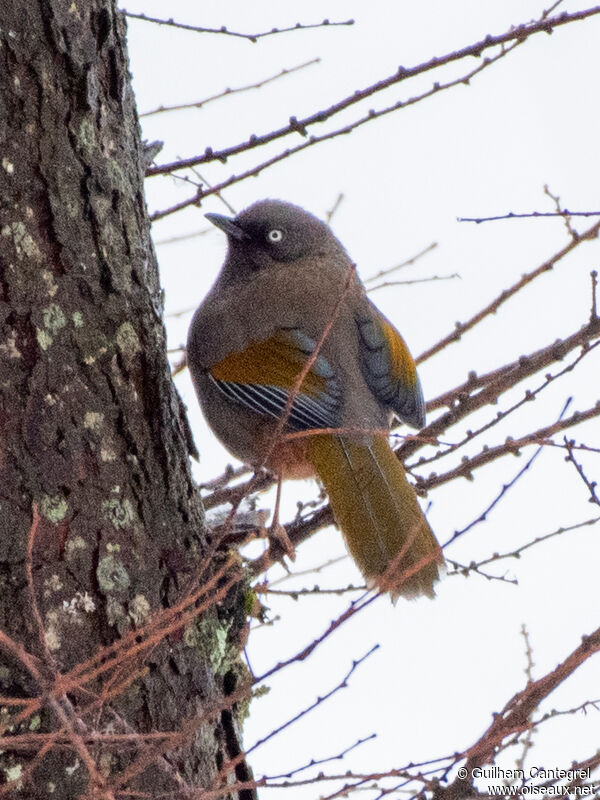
[0,2,251,797]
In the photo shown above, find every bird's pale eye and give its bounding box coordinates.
[266,228,284,243]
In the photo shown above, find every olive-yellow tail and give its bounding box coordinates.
[307,433,442,599]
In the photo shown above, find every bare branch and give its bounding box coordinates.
[563,436,600,506]
[443,420,549,547]
[416,219,600,364]
[123,11,354,43]
[147,6,600,179]
[414,338,600,470]
[140,59,320,117]
[149,39,522,219]
[449,515,600,576]
[417,402,600,493]
[462,626,600,771]
[458,210,600,223]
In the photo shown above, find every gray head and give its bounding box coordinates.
[206,199,348,281]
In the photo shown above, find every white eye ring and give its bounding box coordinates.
[267,228,284,243]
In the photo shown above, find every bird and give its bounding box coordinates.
[187,199,443,599]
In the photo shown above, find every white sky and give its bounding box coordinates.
[124,2,600,796]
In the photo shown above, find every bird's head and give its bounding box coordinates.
[206,199,347,281]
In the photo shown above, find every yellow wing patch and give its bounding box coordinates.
[379,319,418,389]
[210,334,327,399]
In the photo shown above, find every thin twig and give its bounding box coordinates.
[140,59,320,117]
[416,219,600,364]
[458,210,600,223]
[123,12,354,43]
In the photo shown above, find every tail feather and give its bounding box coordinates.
[307,434,442,599]
[336,436,389,567]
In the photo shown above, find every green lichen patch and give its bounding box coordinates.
[186,615,235,674]
[0,330,21,359]
[105,596,129,631]
[78,117,96,153]
[28,715,41,731]
[128,594,151,626]
[43,574,64,595]
[116,321,141,362]
[42,303,67,334]
[44,610,61,652]
[1,220,41,260]
[102,496,135,529]
[36,328,53,351]
[41,269,58,297]
[35,303,68,350]
[65,535,86,558]
[3,764,23,786]
[97,554,131,593]
[40,493,68,523]
[83,410,104,432]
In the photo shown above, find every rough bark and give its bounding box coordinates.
[0,2,250,797]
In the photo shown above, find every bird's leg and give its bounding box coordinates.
[267,474,296,563]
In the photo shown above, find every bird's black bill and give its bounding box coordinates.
[205,213,249,241]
